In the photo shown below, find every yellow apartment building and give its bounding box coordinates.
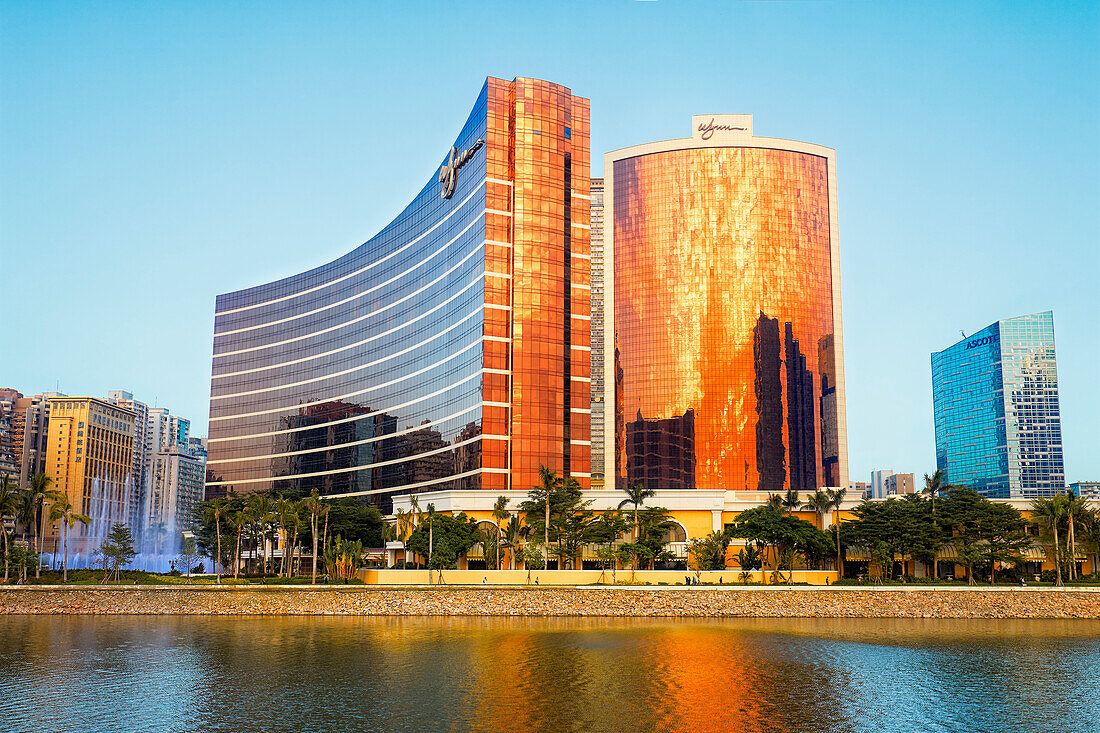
[43,397,135,555]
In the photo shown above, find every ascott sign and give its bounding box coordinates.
[439,138,485,199]
[965,334,999,350]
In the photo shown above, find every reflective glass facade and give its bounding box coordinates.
[206,77,589,504]
[932,311,1064,498]
[589,177,605,484]
[607,126,847,492]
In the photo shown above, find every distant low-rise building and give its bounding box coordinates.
[885,473,916,496]
[1070,481,1099,499]
[849,480,870,498]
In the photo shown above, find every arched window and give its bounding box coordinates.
[663,521,688,544]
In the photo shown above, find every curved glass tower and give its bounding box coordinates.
[206,77,591,505]
[605,115,847,492]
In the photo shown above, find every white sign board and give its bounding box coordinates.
[691,114,753,141]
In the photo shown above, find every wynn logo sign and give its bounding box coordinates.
[439,139,485,199]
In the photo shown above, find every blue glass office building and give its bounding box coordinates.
[931,311,1065,498]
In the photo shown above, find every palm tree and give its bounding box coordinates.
[1063,491,1094,582]
[765,493,785,513]
[48,495,90,582]
[618,481,656,543]
[204,498,228,584]
[1031,496,1065,587]
[826,487,847,576]
[532,467,563,567]
[248,494,275,576]
[781,488,802,515]
[301,491,324,583]
[230,511,247,580]
[28,473,62,579]
[503,515,524,570]
[408,495,423,566]
[0,475,21,582]
[491,496,510,570]
[804,490,832,569]
[922,469,952,516]
[426,503,436,574]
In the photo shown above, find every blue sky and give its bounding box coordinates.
[3,1,1098,483]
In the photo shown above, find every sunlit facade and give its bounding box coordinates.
[932,310,1065,498]
[207,77,590,507]
[605,115,847,492]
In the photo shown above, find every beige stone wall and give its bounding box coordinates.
[1,587,1097,618]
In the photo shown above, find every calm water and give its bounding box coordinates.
[0,616,1097,733]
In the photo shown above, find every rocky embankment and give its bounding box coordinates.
[1,586,1098,618]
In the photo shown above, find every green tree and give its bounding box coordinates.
[736,544,763,571]
[0,475,21,582]
[405,513,481,569]
[100,523,137,583]
[729,506,832,582]
[203,497,228,583]
[301,491,325,583]
[520,468,586,569]
[491,496,510,571]
[178,535,199,583]
[1030,495,1066,586]
[48,494,90,582]
[825,487,847,575]
[502,515,526,570]
[618,482,656,543]
[27,473,62,580]
[588,509,628,574]
[781,488,802,515]
[688,530,732,571]
[940,487,1028,584]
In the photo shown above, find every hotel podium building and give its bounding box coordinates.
[206,77,591,506]
[604,115,848,492]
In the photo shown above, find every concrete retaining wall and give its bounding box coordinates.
[1,586,1098,618]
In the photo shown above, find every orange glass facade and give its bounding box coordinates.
[609,138,845,492]
[485,77,591,492]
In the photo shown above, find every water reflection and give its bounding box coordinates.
[0,617,1096,733]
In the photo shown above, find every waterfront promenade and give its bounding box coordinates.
[2,585,1098,618]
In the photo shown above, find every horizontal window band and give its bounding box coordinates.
[212,308,484,399]
[208,403,484,464]
[485,271,512,279]
[571,283,591,290]
[215,215,485,337]
[212,371,481,436]
[571,472,592,478]
[483,401,510,408]
[481,467,509,474]
[205,434,483,486]
[571,345,592,352]
[215,184,486,317]
[572,223,591,230]
[213,293,484,380]
[570,408,592,414]
[482,435,509,441]
[484,368,510,375]
[571,253,591,260]
[570,376,591,382]
[572,192,590,200]
[486,208,513,217]
[485,303,511,311]
[208,464,486,492]
[485,239,512,248]
[569,440,591,446]
[571,314,591,320]
[486,178,514,187]
[484,336,510,343]
[214,246,487,360]
[211,339,482,417]
[207,390,502,445]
